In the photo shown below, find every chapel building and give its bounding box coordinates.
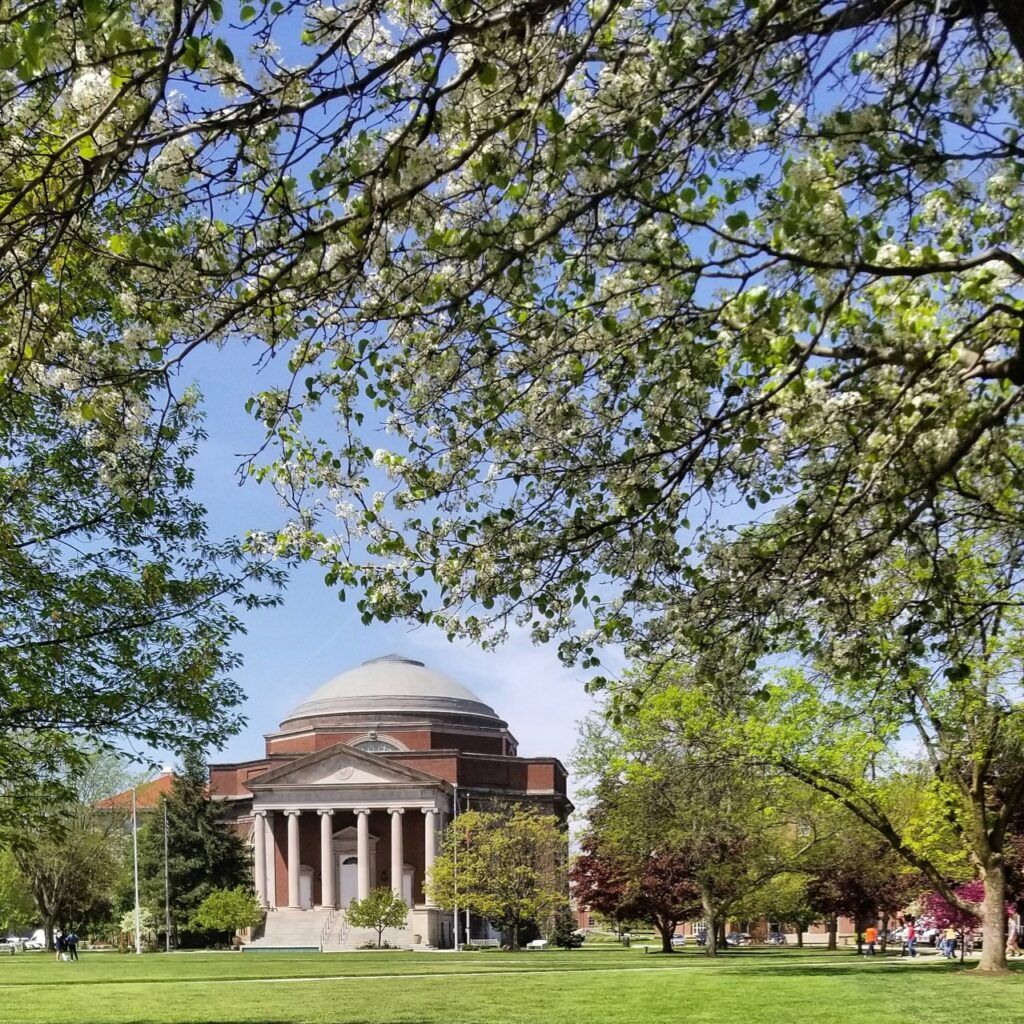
[209,654,572,949]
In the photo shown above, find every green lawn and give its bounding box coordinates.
[1,947,1022,1023]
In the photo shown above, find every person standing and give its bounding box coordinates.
[942,926,957,958]
[67,932,79,962]
[863,924,878,956]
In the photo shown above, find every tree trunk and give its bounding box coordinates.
[977,865,1009,973]
[717,919,727,951]
[880,913,889,954]
[702,892,718,958]
[827,915,837,951]
[42,918,54,952]
[655,918,674,954]
[795,929,804,949]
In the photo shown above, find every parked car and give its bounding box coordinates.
[766,932,787,945]
[725,932,752,946]
[670,935,686,947]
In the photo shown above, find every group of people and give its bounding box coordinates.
[861,920,1024,960]
[54,932,79,962]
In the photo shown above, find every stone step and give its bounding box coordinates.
[246,909,333,950]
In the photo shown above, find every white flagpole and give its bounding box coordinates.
[132,788,142,955]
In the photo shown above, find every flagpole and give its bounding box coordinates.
[132,788,142,955]
[452,782,459,952]
[164,799,171,952]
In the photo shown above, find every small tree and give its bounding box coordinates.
[193,887,263,947]
[571,841,699,954]
[346,887,409,949]
[549,905,583,949]
[427,809,567,951]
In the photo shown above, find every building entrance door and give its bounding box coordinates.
[300,866,314,909]
[339,855,359,908]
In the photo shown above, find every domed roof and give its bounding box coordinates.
[280,654,503,728]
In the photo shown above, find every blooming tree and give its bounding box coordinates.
[4,0,1024,969]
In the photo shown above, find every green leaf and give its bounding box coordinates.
[214,38,234,63]
[726,211,750,231]
[240,4,257,20]
[478,62,498,86]
[545,109,566,134]
[76,136,98,160]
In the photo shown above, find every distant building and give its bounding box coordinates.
[209,654,572,949]
[95,771,176,814]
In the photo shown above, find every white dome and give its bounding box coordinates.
[280,654,502,728]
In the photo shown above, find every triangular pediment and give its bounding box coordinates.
[245,742,445,791]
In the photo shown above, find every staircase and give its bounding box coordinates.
[245,908,334,951]
[245,908,417,952]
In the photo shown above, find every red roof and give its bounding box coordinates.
[95,772,176,811]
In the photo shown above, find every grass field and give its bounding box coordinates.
[1,946,1022,1024]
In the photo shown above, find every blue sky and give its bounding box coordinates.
[172,341,604,780]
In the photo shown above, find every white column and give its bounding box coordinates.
[286,810,301,909]
[356,808,371,901]
[319,810,334,909]
[422,807,438,907]
[253,811,267,908]
[388,808,405,902]
[265,811,277,908]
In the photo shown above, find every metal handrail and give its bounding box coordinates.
[319,908,337,952]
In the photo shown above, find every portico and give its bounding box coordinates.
[246,743,449,945]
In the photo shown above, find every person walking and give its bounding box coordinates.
[1007,927,1022,959]
[905,920,917,958]
[863,924,878,957]
[942,926,957,959]
[54,933,65,963]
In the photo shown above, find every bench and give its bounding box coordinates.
[0,942,16,955]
